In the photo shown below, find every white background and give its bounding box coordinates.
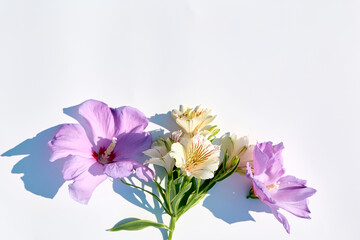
[0,1,359,239]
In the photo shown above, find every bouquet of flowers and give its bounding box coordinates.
[48,100,316,239]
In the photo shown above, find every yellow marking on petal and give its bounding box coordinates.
[99,137,117,164]
[184,141,215,172]
[266,182,279,191]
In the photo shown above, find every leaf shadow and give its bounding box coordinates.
[112,129,169,240]
[203,173,271,224]
[1,125,66,198]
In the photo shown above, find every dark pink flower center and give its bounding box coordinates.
[92,147,116,165]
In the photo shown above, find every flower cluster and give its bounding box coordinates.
[49,100,316,238]
[145,105,220,180]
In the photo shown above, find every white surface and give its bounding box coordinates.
[0,1,359,239]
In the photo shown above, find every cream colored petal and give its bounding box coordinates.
[199,129,212,139]
[190,132,209,146]
[191,120,203,133]
[191,117,204,132]
[197,115,216,130]
[170,142,187,169]
[232,134,249,156]
[238,145,254,167]
[194,151,220,173]
[186,135,220,178]
[220,135,234,157]
[193,105,202,112]
[194,162,218,174]
[180,105,190,113]
[162,154,175,173]
[203,108,212,116]
[147,158,166,168]
[143,148,163,158]
[175,118,192,134]
[191,168,214,179]
[146,155,175,174]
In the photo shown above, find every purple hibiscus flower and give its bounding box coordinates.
[245,142,316,233]
[48,99,154,204]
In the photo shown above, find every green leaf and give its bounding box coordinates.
[208,125,218,132]
[177,191,207,218]
[164,139,172,152]
[108,219,169,232]
[222,150,229,170]
[171,182,192,213]
[173,175,184,194]
[154,180,170,212]
[246,187,259,199]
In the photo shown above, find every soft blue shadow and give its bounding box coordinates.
[112,128,169,240]
[149,111,180,133]
[203,173,271,224]
[1,125,66,198]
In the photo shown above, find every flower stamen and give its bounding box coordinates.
[185,141,215,172]
[98,137,117,165]
[266,182,279,191]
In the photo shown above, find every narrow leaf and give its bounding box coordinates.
[215,156,240,182]
[108,219,169,232]
[171,182,192,212]
[222,150,229,169]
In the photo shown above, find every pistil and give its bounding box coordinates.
[98,137,117,165]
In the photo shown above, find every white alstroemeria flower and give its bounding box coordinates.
[172,105,216,136]
[220,134,253,173]
[170,134,220,179]
[144,139,175,174]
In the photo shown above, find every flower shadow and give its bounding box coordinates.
[149,111,180,133]
[1,125,66,198]
[203,173,271,224]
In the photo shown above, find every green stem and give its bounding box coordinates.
[166,175,174,215]
[168,215,177,240]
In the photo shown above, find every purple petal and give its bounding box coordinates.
[253,144,269,175]
[111,106,149,135]
[273,142,284,154]
[113,132,152,160]
[103,161,134,179]
[254,142,285,185]
[270,207,290,234]
[263,142,285,184]
[246,163,274,204]
[276,200,312,219]
[66,100,116,145]
[104,160,155,181]
[48,124,93,162]
[271,175,316,218]
[62,156,107,204]
[258,141,274,159]
[277,175,307,189]
[272,182,316,203]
